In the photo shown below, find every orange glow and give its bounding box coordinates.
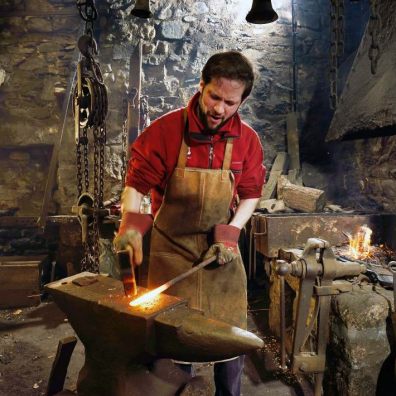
[129,283,168,307]
[347,225,373,259]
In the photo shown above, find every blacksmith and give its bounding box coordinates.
[114,51,265,396]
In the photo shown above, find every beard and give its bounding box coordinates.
[197,102,228,134]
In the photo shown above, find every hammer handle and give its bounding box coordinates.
[117,246,137,297]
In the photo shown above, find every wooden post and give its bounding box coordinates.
[127,40,143,144]
[46,337,77,396]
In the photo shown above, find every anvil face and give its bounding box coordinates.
[46,273,263,363]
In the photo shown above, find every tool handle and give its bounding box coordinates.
[117,246,137,297]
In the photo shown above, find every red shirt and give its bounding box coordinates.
[126,92,266,215]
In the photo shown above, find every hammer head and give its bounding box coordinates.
[117,248,137,297]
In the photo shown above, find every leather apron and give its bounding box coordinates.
[148,114,247,330]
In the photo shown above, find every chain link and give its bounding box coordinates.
[329,0,345,110]
[76,0,97,37]
[368,0,380,75]
[76,141,83,197]
[336,0,345,58]
[82,128,89,191]
[329,0,338,110]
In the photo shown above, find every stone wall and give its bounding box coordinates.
[0,0,303,215]
[0,0,386,215]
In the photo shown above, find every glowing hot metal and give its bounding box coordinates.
[130,255,216,306]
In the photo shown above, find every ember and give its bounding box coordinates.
[336,243,396,267]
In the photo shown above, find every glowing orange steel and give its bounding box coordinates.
[347,224,373,259]
[129,256,217,307]
[129,284,168,307]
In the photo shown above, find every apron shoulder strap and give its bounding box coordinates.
[222,138,233,171]
[176,108,189,169]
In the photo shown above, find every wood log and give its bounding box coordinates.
[277,176,326,212]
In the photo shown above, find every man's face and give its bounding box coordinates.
[199,77,245,131]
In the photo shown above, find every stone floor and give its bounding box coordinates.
[0,278,313,396]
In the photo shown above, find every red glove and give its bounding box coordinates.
[117,212,153,236]
[114,212,153,266]
[205,224,241,265]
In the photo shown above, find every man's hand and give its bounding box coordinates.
[113,212,153,266]
[205,224,241,265]
[114,229,144,266]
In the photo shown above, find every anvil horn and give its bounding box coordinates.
[154,306,264,361]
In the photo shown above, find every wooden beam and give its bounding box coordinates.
[46,337,77,396]
[260,152,289,200]
[286,113,300,170]
[127,40,143,144]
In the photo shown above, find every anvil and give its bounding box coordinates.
[46,272,263,396]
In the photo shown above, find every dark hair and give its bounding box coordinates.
[201,51,255,100]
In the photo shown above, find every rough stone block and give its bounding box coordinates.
[160,21,188,40]
[324,286,393,396]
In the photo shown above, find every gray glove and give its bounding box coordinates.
[113,229,143,266]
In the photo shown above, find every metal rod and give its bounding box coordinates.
[161,255,217,289]
[280,274,287,369]
[130,256,216,305]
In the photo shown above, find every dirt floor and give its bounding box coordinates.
[0,278,312,396]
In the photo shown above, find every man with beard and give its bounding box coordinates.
[114,51,265,396]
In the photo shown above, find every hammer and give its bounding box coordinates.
[117,247,138,297]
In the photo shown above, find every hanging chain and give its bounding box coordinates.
[336,0,345,58]
[75,129,89,196]
[329,0,345,110]
[329,0,339,110]
[82,128,89,191]
[368,0,380,75]
[74,0,108,273]
[76,141,83,197]
[121,98,128,186]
